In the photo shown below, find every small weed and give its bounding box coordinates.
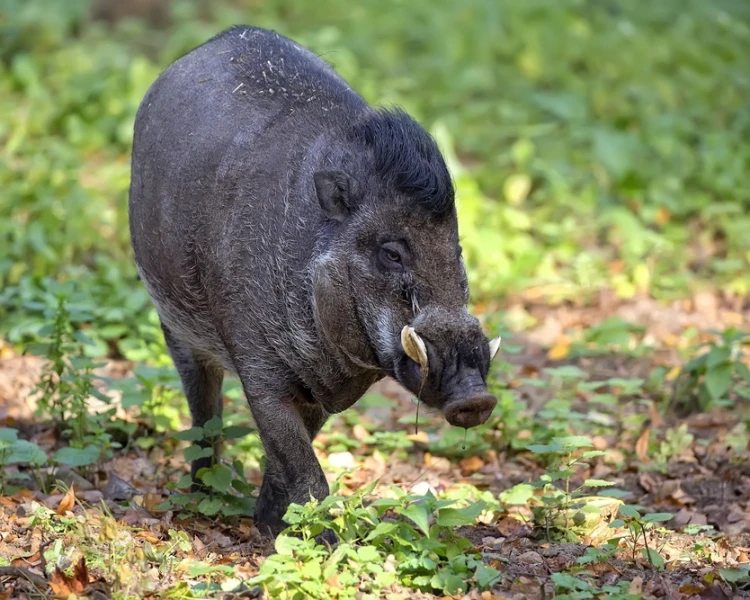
[527,435,621,541]
[29,295,118,472]
[551,572,640,600]
[609,505,673,569]
[0,427,46,494]
[159,416,257,519]
[672,328,750,412]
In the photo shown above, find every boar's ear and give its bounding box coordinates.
[314,170,354,223]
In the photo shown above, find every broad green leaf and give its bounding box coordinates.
[500,483,534,505]
[719,566,750,584]
[274,535,299,556]
[641,547,665,569]
[705,346,731,369]
[364,521,398,541]
[173,427,205,442]
[553,435,594,449]
[551,572,588,591]
[581,450,606,459]
[642,512,673,523]
[222,425,255,440]
[583,479,615,487]
[197,497,222,516]
[200,464,233,493]
[431,572,465,595]
[203,416,224,437]
[474,564,502,588]
[705,362,732,401]
[0,428,19,442]
[399,503,431,536]
[188,561,234,576]
[526,444,563,454]
[599,488,630,499]
[54,445,100,467]
[300,560,321,579]
[5,440,47,465]
[436,501,486,527]
[356,545,380,562]
[735,362,750,385]
[618,505,640,519]
[183,445,214,462]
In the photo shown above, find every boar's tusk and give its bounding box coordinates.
[401,326,428,369]
[489,336,502,361]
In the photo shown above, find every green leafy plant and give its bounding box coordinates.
[609,505,673,569]
[672,328,750,412]
[551,572,640,600]
[250,481,500,598]
[0,427,47,494]
[30,294,117,470]
[526,435,621,541]
[158,416,257,518]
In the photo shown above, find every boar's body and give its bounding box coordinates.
[130,26,497,535]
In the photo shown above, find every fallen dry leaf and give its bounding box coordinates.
[406,431,429,444]
[629,576,644,594]
[460,455,484,474]
[698,583,731,600]
[547,337,571,360]
[648,401,663,427]
[672,507,707,529]
[635,427,650,462]
[496,516,530,538]
[135,530,161,544]
[11,550,41,568]
[142,492,164,513]
[56,485,76,515]
[49,557,89,595]
[352,424,369,442]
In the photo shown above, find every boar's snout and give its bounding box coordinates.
[444,390,497,428]
[395,308,500,428]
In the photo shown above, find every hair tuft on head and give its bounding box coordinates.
[350,108,455,218]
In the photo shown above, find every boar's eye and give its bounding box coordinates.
[378,242,406,271]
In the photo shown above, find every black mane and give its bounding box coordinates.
[350,108,455,218]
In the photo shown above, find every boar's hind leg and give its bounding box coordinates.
[161,324,224,489]
[249,396,329,536]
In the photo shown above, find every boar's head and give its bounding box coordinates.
[312,108,499,427]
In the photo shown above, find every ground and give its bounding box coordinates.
[1,293,748,599]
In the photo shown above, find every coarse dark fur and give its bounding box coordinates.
[129,25,496,536]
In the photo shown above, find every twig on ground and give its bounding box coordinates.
[0,566,49,590]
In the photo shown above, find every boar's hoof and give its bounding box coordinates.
[444,393,497,428]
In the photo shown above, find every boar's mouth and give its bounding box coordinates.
[398,326,501,429]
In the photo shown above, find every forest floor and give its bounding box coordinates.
[1,292,749,599]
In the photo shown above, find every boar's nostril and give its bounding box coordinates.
[444,392,497,428]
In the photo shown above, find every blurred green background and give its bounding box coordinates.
[1,0,749,360]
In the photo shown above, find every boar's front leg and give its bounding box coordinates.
[247,391,330,536]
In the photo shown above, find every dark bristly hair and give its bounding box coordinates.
[350,108,455,218]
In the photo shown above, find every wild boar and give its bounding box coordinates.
[129,25,501,536]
